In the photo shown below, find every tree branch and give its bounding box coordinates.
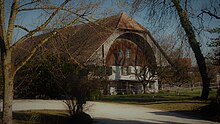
[18,6,100,28]
[0,0,6,54]
[200,9,220,19]
[13,15,83,74]
[18,5,116,37]
[18,6,61,11]
[14,25,29,32]
[19,0,38,9]
[13,31,57,75]
[0,0,6,42]
[7,0,19,49]
[13,0,71,49]
[57,30,84,68]
[184,0,188,12]
[0,37,6,54]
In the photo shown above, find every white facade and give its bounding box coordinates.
[108,66,139,81]
[108,66,159,94]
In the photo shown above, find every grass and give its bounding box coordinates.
[99,88,220,122]
[12,110,73,124]
[10,110,93,124]
[100,88,217,104]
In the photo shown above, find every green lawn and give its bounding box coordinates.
[100,88,217,104]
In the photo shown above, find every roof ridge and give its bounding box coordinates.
[116,12,124,29]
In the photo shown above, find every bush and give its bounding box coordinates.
[89,90,102,101]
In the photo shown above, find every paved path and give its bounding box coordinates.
[86,102,219,124]
[0,100,219,124]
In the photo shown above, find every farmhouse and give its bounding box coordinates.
[14,12,169,95]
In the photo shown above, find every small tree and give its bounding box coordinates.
[207,28,220,66]
[135,65,157,93]
[207,28,220,103]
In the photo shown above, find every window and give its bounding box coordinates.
[121,66,131,76]
[121,66,127,75]
[119,49,123,58]
[126,49,131,58]
[114,49,124,66]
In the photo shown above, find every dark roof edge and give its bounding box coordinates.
[116,12,124,29]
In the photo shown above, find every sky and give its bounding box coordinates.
[3,0,220,63]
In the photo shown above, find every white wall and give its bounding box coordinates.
[108,66,159,93]
[108,66,139,81]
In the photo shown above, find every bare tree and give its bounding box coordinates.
[129,0,220,99]
[204,12,220,104]
[171,0,210,99]
[135,65,157,93]
[159,35,192,88]
[0,0,101,123]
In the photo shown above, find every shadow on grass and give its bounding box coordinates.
[12,111,73,124]
[150,109,220,123]
[150,110,201,120]
[0,111,92,124]
[93,118,187,124]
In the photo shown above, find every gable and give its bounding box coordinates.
[117,12,146,31]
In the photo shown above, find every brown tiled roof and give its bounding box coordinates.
[117,12,146,31]
[13,12,147,65]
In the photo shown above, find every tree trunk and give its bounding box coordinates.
[2,50,14,124]
[216,88,220,104]
[143,83,146,94]
[172,0,210,99]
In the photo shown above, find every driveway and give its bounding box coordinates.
[86,102,219,124]
[0,100,219,124]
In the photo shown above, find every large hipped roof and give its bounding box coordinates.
[13,12,148,65]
